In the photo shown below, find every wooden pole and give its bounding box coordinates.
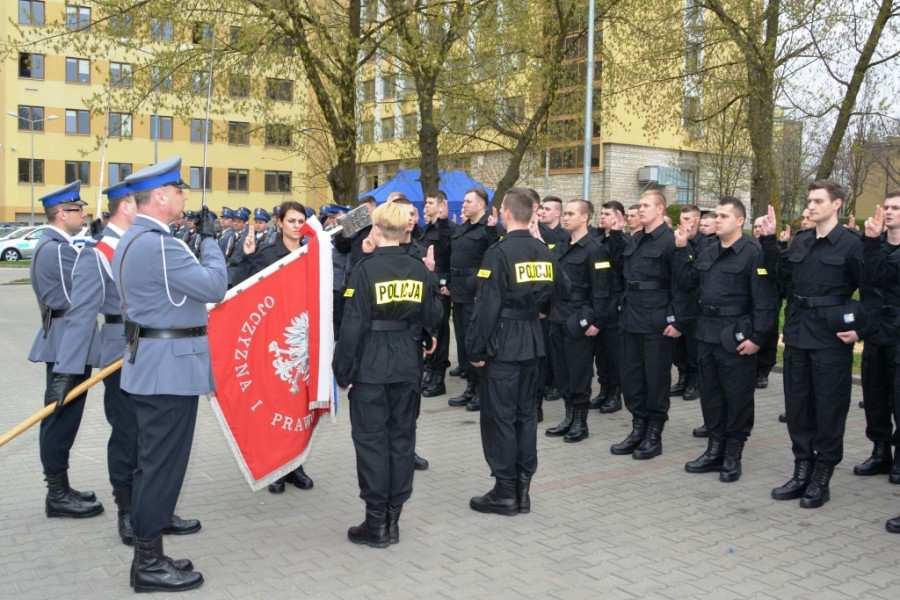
[0,359,123,448]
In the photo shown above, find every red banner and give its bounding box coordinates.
[207,219,334,490]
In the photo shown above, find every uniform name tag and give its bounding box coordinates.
[514,261,553,283]
[374,279,423,304]
[477,269,492,278]
[548,244,556,250]
[756,267,768,276]
[594,261,611,270]
[343,288,355,298]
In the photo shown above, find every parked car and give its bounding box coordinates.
[0,226,38,241]
[0,226,50,261]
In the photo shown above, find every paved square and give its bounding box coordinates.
[0,275,897,599]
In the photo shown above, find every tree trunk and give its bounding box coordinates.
[745,67,778,219]
[417,84,441,198]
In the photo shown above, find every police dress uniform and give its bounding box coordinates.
[419,216,453,397]
[218,208,236,255]
[591,227,627,413]
[333,246,442,548]
[673,234,777,481]
[448,213,498,410]
[545,232,613,443]
[465,230,556,515]
[858,234,900,482]
[763,225,863,508]
[612,222,688,459]
[113,157,227,592]
[225,208,250,286]
[28,181,104,519]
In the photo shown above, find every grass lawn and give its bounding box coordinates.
[0,260,31,268]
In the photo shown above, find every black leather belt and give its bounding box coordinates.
[40,306,67,338]
[49,308,67,318]
[371,320,410,332]
[700,304,750,317]
[104,314,123,324]
[125,321,207,339]
[626,281,667,291]
[792,294,848,309]
[500,308,539,320]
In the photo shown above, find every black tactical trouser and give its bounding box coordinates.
[480,359,539,480]
[672,322,699,384]
[131,393,198,538]
[783,345,853,465]
[103,370,138,490]
[425,294,452,374]
[862,342,899,445]
[697,341,756,441]
[40,363,90,475]
[621,331,674,422]
[349,381,418,507]
[548,322,594,407]
[452,301,475,377]
[594,321,622,388]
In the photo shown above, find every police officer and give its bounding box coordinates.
[670,205,704,402]
[538,196,568,246]
[858,196,900,483]
[544,199,613,443]
[760,181,863,509]
[113,157,227,592]
[218,207,235,255]
[333,201,441,548]
[465,188,556,515]
[447,188,499,411]
[226,207,250,286]
[252,208,277,246]
[28,181,104,519]
[611,189,688,460]
[420,191,454,398]
[752,214,780,390]
[673,197,777,482]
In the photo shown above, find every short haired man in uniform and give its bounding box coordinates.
[218,207,235,256]
[673,197,777,481]
[28,181,104,519]
[670,204,703,402]
[113,157,227,592]
[466,188,556,515]
[625,204,640,234]
[539,196,568,245]
[760,181,863,508]
[226,207,250,286]
[420,191,454,398]
[333,201,441,548]
[544,199,613,443]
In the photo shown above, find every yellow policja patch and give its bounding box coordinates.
[374,279,423,304]
[594,261,611,270]
[514,261,553,283]
[756,267,768,276]
[343,288,355,297]
[477,269,492,278]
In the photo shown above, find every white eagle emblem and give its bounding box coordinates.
[268,312,311,394]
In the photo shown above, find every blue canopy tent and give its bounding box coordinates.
[359,168,494,224]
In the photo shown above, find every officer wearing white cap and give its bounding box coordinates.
[28,180,105,519]
[113,157,227,592]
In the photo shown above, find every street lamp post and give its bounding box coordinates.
[6,111,59,225]
[582,0,597,202]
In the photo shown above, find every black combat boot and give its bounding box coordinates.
[610,418,647,455]
[466,395,481,412]
[414,453,429,471]
[852,441,893,476]
[800,461,834,509]
[45,472,104,519]
[348,505,390,548]
[755,374,769,389]
[633,420,664,460]
[684,437,725,473]
[421,371,446,397]
[286,466,314,489]
[387,504,402,545]
[682,381,700,401]
[449,365,465,377]
[130,536,203,593]
[589,384,609,409]
[669,372,686,397]
[563,406,589,443]
[469,479,519,516]
[545,401,573,437]
[421,369,433,387]
[887,515,900,533]
[267,477,287,494]
[448,380,475,407]
[162,514,202,536]
[598,386,622,414]
[771,460,813,500]
[517,473,531,514]
[719,439,745,483]
[692,424,709,438]
[114,487,135,546]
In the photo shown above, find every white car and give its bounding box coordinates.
[0,226,94,261]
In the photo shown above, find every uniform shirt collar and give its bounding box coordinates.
[136,214,172,233]
[718,234,747,255]
[644,222,668,239]
[106,223,125,237]
[46,225,74,244]
[375,246,406,255]
[815,222,844,244]
[506,229,531,239]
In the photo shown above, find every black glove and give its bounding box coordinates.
[47,372,80,413]
[199,207,217,239]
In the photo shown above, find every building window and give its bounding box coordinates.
[150,67,172,91]
[109,13,133,37]
[150,115,173,140]
[228,169,249,192]
[192,22,212,44]
[362,79,375,102]
[228,121,250,145]
[190,119,213,143]
[150,17,173,42]
[109,62,133,88]
[229,26,242,46]
[190,167,213,190]
[18,52,44,79]
[18,105,44,131]
[402,114,417,139]
[109,163,133,185]
[65,161,90,185]
[381,116,395,141]
[65,57,90,84]
[382,74,396,101]
[265,124,292,147]
[191,71,211,95]
[548,145,600,170]
[108,112,132,138]
[18,1,45,26]
[66,5,91,30]
[400,74,416,99]
[229,75,250,98]
[676,169,696,204]
[265,171,291,193]
[361,164,379,191]
[18,158,44,184]
[266,78,293,102]
[65,109,90,135]
[360,120,374,144]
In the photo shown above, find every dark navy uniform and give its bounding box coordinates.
[334,246,442,547]
[419,217,453,395]
[674,235,777,480]
[592,228,627,411]
[545,232,613,443]
[466,230,556,514]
